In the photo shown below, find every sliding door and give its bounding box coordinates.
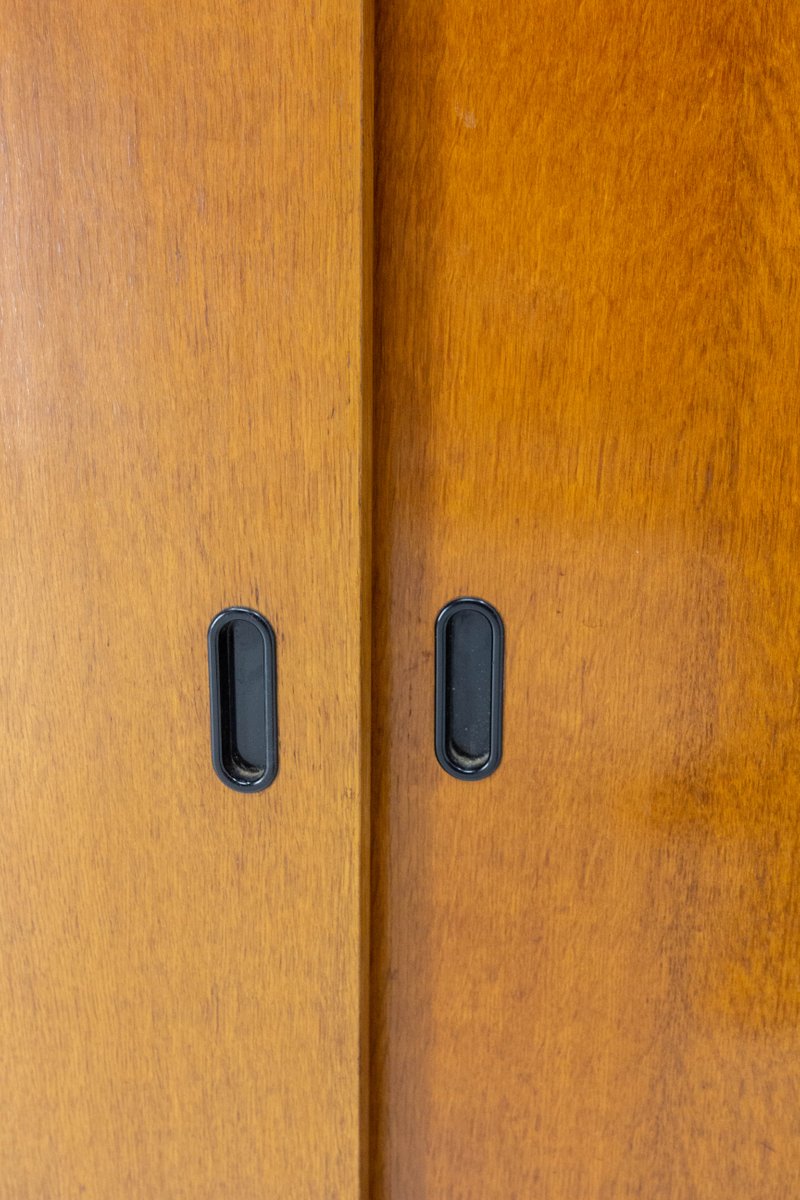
[0,3,371,1194]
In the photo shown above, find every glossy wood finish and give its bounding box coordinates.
[372,1,800,1195]
[0,2,371,1195]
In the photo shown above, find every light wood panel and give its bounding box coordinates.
[0,1,371,1195]
[372,1,800,1196]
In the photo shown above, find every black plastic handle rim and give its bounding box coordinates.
[435,596,504,781]
[208,606,278,793]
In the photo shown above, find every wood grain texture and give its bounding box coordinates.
[372,1,800,1196]
[0,1,371,1195]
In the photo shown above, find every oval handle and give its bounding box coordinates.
[435,597,504,780]
[208,607,278,791]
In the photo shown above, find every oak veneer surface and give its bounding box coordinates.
[372,1,800,1196]
[0,1,371,1196]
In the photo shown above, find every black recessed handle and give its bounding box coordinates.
[208,607,278,792]
[435,597,504,781]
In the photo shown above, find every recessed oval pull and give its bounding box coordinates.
[208,607,278,792]
[435,597,504,780]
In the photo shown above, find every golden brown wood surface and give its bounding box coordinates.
[372,1,800,1196]
[0,1,371,1195]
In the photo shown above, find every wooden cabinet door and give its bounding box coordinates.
[0,3,371,1195]
[372,1,800,1196]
